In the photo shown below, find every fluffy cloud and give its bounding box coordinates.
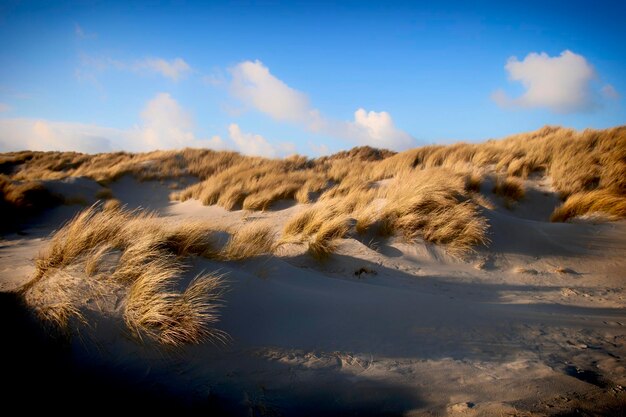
[230,60,315,123]
[345,108,414,149]
[0,94,296,157]
[135,58,191,81]
[137,93,226,150]
[492,50,614,113]
[228,123,295,158]
[228,60,414,150]
[0,93,226,153]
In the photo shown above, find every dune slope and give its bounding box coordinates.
[1,126,626,416]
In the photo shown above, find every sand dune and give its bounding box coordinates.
[1,127,626,415]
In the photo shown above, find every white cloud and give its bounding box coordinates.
[493,50,601,113]
[230,60,315,123]
[344,108,414,149]
[0,103,10,112]
[227,60,414,150]
[0,93,226,153]
[601,84,620,99]
[0,119,119,153]
[135,58,191,82]
[137,93,226,150]
[228,123,295,158]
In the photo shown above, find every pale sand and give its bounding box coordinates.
[1,175,625,415]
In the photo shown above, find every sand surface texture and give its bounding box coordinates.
[2,175,625,416]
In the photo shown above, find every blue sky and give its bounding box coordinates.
[0,0,624,156]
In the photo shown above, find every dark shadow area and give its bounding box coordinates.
[0,292,216,415]
[267,198,298,211]
[563,365,610,389]
[2,290,426,416]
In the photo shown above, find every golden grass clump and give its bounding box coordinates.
[160,221,221,258]
[221,221,276,260]
[283,207,318,238]
[23,268,89,330]
[355,206,379,235]
[124,260,227,346]
[173,156,318,211]
[492,176,525,202]
[282,199,352,240]
[33,205,140,281]
[307,217,350,260]
[24,205,230,346]
[280,168,490,256]
[294,177,328,204]
[379,169,489,254]
[550,189,626,222]
[280,200,354,259]
[465,172,483,192]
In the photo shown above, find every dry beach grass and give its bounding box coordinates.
[22,204,279,345]
[5,124,626,348]
[2,126,624,228]
[1,126,626,416]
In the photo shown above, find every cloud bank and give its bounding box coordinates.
[0,119,122,153]
[492,50,618,113]
[0,94,301,158]
[228,60,414,150]
[0,93,225,154]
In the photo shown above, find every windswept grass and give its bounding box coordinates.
[492,176,525,203]
[378,169,489,254]
[280,168,489,257]
[23,205,254,346]
[3,125,625,233]
[465,172,483,193]
[550,189,626,222]
[307,217,350,260]
[221,221,275,261]
[124,260,227,346]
